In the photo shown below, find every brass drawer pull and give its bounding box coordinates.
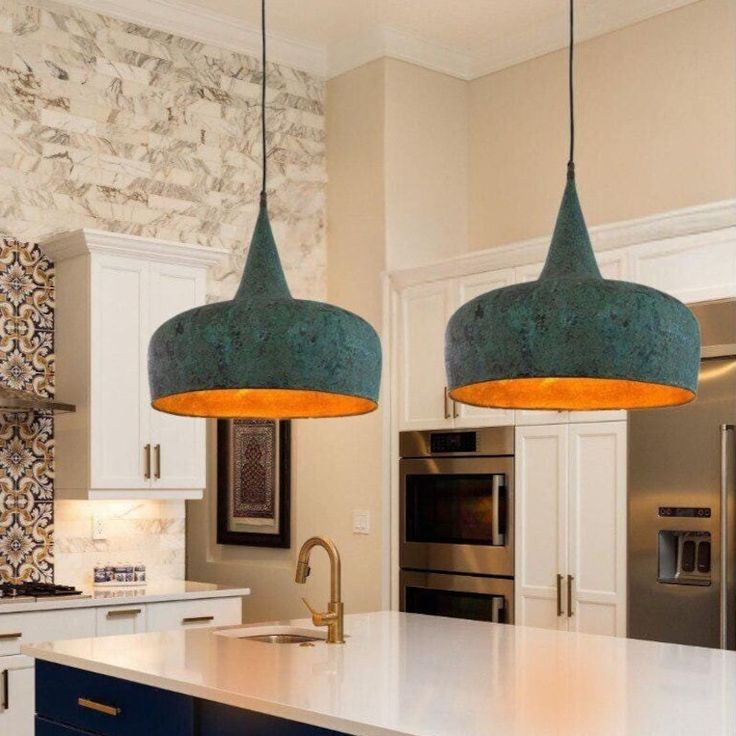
[144,443,151,480]
[78,697,121,717]
[443,387,451,419]
[106,608,142,619]
[0,632,21,641]
[567,574,574,618]
[556,574,563,617]
[181,615,214,625]
[154,444,161,480]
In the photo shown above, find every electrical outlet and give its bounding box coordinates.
[92,515,106,540]
[352,510,370,535]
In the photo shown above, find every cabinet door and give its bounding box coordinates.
[0,656,34,736]
[567,422,627,637]
[453,271,516,428]
[515,425,569,630]
[399,281,454,430]
[149,264,206,490]
[90,256,150,489]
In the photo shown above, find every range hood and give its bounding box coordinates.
[0,386,75,414]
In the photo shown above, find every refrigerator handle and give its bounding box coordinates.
[719,424,735,649]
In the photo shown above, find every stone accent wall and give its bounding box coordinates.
[0,0,326,583]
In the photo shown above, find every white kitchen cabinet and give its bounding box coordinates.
[0,655,34,736]
[95,605,147,636]
[2,591,244,736]
[515,421,627,636]
[515,424,568,631]
[453,270,516,429]
[397,252,630,432]
[45,229,228,500]
[399,281,455,430]
[399,271,518,431]
[145,596,242,633]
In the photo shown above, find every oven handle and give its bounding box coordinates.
[491,595,505,624]
[491,475,506,546]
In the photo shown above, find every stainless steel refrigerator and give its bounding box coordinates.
[629,299,736,649]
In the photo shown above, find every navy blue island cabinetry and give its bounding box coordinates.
[35,661,346,736]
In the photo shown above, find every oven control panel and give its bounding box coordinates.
[658,506,711,518]
[430,432,477,454]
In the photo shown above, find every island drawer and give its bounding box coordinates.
[36,717,89,736]
[145,596,241,632]
[0,609,95,656]
[36,661,194,736]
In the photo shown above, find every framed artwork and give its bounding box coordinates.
[216,419,291,548]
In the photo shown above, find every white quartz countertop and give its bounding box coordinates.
[22,611,736,736]
[0,580,249,614]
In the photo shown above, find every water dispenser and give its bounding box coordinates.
[658,530,712,586]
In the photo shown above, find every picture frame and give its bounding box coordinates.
[216,419,291,548]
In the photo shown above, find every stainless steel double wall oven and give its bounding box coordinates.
[399,427,514,624]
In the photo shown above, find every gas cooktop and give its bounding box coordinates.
[0,582,89,602]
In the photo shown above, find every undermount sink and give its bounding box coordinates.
[215,625,327,644]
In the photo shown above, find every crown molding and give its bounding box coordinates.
[42,228,230,268]
[62,0,327,78]
[470,0,701,79]
[388,199,736,291]
[61,0,700,82]
[328,26,474,81]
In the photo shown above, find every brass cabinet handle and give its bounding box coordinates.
[556,574,563,617]
[78,697,121,717]
[453,399,459,419]
[154,444,161,480]
[0,632,21,641]
[181,615,214,625]
[144,444,151,480]
[106,608,142,619]
[567,574,574,618]
[444,387,451,419]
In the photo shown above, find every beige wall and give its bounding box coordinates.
[469,0,736,249]
[187,60,388,623]
[384,59,469,270]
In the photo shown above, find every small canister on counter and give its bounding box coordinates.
[94,562,108,584]
[134,563,146,584]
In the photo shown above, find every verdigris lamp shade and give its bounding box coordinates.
[445,177,700,410]
[149,200,382,418]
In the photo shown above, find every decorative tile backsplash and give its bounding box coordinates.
[0,0,326,583]
[0,238,54,583]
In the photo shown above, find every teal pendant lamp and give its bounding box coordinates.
[445,0,700,411]
[148,0,381,419]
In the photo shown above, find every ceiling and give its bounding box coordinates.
[72,0,702,78]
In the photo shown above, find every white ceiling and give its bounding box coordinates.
[73,0,702,78]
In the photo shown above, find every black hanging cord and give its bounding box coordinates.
[567,0,575,181]
[260,0,267,203]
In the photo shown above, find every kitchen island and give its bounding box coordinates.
[23,611,736,736]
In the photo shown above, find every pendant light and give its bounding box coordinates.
[445,0,700,411]
[148,0,381,419]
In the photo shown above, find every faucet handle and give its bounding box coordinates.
[301,597,333,627]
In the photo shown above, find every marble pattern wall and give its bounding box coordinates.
[0,0,327,583]
[0,0,326,302]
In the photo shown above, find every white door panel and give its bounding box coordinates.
[515,424,568,631]
[90,256,150,489]
[149,264,206,490]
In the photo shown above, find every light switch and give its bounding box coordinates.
[352,510,370,535]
